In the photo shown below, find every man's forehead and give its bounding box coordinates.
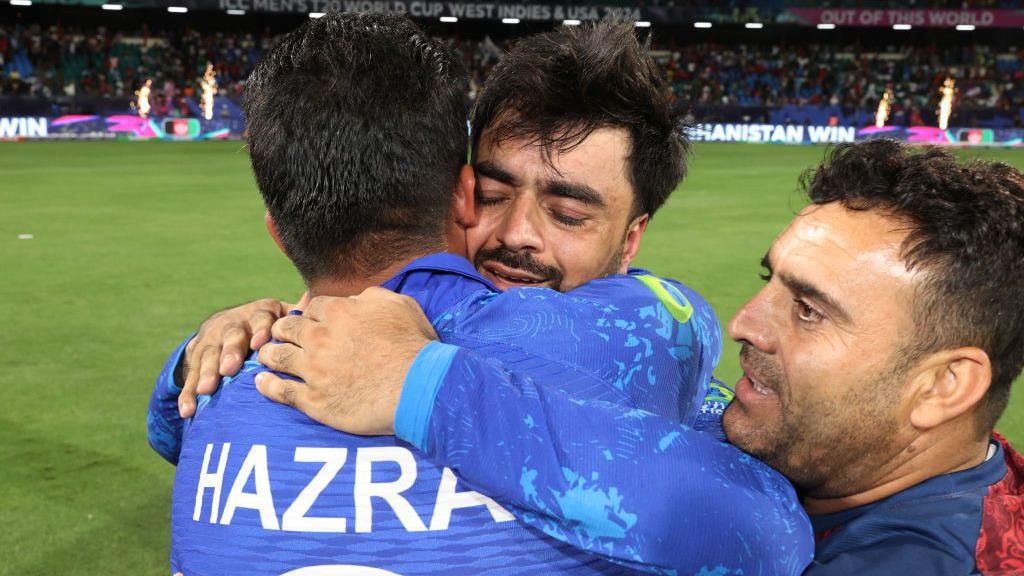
[769,203,922,299]
[477,127,632,194]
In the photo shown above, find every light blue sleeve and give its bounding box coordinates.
[146,334,193,465]
[394,341,458,451]
[396,346,814,576]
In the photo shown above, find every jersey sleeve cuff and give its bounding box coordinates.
[394,340,459,452]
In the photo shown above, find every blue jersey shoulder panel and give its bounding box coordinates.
[430,272,721,426]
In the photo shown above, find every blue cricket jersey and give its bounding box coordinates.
[395,342,814,575]
[148,253,812,575]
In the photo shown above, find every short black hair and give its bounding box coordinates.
[803,139,1024,436]
[470,21,688,220]
[244,12,468,282]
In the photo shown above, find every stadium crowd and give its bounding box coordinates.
[660,42,1023,116]
[0,23,265,116]
[1,21,1022,122]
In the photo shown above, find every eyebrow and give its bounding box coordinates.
[762,251,852,324]
[475,159,608,208]
[474,160,519,187]
[542,180,607,208]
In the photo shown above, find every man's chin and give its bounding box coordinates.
[723,404,776,457]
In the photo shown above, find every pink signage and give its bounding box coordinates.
[785,8,1024,28]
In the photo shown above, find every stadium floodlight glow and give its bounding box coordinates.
[563,19,581,26]
[502,17,520,24]
[10,0,33,6]
[694,21,712,28]
[745,22,763,29]
[893,24,912,30]
[634,21,651,28]
[309,12,325,18]
[439,16,457,22]
[817,23,836,30]
[167,6,187,13]
[956,24,976,31]
[226,9,245,15]
[101,3,123,10]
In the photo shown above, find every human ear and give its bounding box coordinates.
[265,211,288,256]
[620,214,650,269]
[452,164,477,228]
[908,348,991,430]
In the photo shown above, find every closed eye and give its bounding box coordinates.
[552,211,586,228]
[477,195,507,207]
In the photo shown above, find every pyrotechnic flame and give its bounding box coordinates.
[938,77,955,131]
[875,89,893,129]
[135,79,152,119]
[201,63,218,121]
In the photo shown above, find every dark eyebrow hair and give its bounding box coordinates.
[475,159,607,208]
[473,160,519,187]
[542,179,607,208]
[762,251,851,324]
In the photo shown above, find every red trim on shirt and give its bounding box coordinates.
[976,432,1024,575]
[815,526,839,544]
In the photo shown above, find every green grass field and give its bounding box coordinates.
[1,141,1022,574]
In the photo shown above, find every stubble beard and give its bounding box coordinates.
[725,345,904,498]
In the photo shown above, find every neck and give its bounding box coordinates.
[305,251,438,300]
[802,431,990,516]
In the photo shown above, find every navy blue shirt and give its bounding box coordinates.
[809,437,1023,575]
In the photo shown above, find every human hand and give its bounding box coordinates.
[178,296,297,418]
[255,287,437,435]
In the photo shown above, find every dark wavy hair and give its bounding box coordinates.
[470,21,688,220]
[803,139,1024,435]
[244,12,468,282]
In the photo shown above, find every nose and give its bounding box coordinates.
[728,288,776,355]
[494,195,544,253]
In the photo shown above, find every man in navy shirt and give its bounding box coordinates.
[259,140,1024,575]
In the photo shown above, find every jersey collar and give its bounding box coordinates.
[382,252,498,293]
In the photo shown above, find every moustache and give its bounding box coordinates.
[739,343,785,394]
[474,247,564,285]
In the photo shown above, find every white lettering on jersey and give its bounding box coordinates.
[353,447,427,532]
[194,442,231,523]
[220,444,280,530]
[282,447,348,533]
[193,445,515,533]
[429,468,515,530]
